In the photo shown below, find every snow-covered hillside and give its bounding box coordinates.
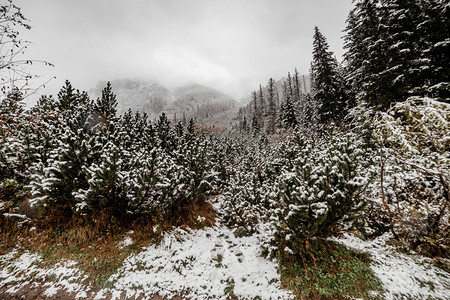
[91,80,238,126]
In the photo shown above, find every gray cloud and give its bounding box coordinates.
[17,0,352,100]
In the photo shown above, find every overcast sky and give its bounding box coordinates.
[16,0,353,100]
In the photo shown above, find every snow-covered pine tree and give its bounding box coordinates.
[266,78,277,134]
[274,131,375,256]
[251,113,260,136]
[78,141,130,220]
[258,84,266,118]
[279,80,297,129]
[250,91,260,135]
[344,0,450,107]
[292,69,305,127]
[416,0,450,98]
[156,112,176,151]
[56,80,78,112]
[93,81,117,129]
[381,0,423,102]
[311,26,347,124]
[343,0,384,107]
[28,116,91,219]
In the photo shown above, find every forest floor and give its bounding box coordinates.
[0,196,449,299]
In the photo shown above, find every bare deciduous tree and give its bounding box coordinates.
[0,0,53,98]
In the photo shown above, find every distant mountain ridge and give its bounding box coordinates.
[92,79,174,118]
[91,79,238,125]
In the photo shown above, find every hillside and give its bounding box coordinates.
[92,79,174,118]
[91,80,238,127]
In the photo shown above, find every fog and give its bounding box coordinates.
[16,0,352,100]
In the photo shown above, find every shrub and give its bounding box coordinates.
[373,97,449,256]
[274,131,376,257]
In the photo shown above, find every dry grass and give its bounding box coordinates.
[1,200,217,288]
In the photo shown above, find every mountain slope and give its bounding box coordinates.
[92,80,238,128]
[92,79,174,118]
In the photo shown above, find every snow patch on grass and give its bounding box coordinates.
[0,250,91,298]
[117,230,134,249]
[101,223,292,299]
[331,233,450,299]
[0,222,291,299]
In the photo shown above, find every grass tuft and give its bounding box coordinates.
[279,241,384,299]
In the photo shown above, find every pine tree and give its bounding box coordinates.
[343,0,383,106]
[175,121,184,137]
[0,88,24,117]
[280,80,298,129]
[292,69,304,127]
[156,112,175,151]
[266,78,277,134]
[94,81,117,128]
[251,113,260,136]
[241,115,249,133]
[381,0,423,102]
[275,132,375,254]
[311,26,347,123]
[57,80,78,111]
[416,0,450,98]
[258,84,266,118]
[81,141,129,218]
[251,91,260,135]
[344,0,450,107]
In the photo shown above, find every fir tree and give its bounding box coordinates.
[292,68,304,127]
[57,80,78,111]
[343,0,383,106]
[280,80,298,129]
[344,0,450,107]
[258,84,266,118]
[251,113,260,136]
[250,91,260,135]
[0,88,24,116]
[311,26,347,123]
[266,78,277,134]
[156,112,175,151]
[94,81,117,128]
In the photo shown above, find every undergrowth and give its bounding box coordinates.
[279,241,384,299]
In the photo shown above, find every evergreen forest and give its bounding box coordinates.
[0,0,449,299]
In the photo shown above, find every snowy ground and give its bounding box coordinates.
[99,224,291,299]
[331,233,450,300]
[0,249,91,298]
[1,201,449,299]
[0,222,292,299]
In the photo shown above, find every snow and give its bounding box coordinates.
[0,223,291,299]
[197,215,206,223]
[117,231,134,249]
[0,250,91,298]
[2,213,28,220]
[2,195,448,299]
[117,236,133,249]
[102,223,292,299]
[330,233,450,300]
